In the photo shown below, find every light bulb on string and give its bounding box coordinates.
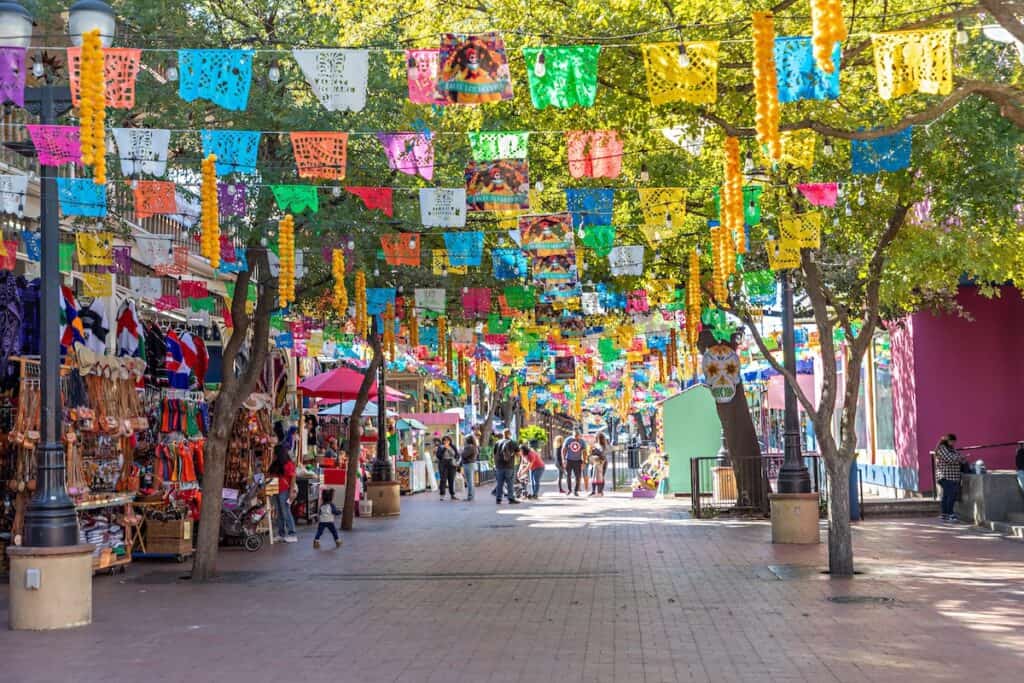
[956,21,969,46]
[32,60,44,79]
[332,186,342,198]
[577,226,586,239]
[677,43,690,68]
[822,138,834,157]
[665,212,672,229]
[408,237,416,249]
[845,203,853,217]
[347,240,355,250]
[534,180,544,192]
[874,177,883,193]
[857,191,866,206]
[743,152,755,173]
[259,237,268,246]
[373,267,380,277]
[640,163,649,183]
[533,50,546,78]
[268,63,281,83]
[165,65,178,82]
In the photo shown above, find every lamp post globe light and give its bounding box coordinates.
[67,0,117,47]
[0,1,34,48]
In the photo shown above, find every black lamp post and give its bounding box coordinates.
[776,270,811,493]
[370,318,391,482]
[1,0,118,547]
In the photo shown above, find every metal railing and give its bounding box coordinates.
[690,454,826,517]
[929,441,1022,498]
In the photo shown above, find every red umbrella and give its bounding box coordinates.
[298,367,407,401]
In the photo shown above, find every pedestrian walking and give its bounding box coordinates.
[461,434,479,501]
[268,422,298,543]
[935,433,966,522]
[521,443,545,499]
[589,451,607,496]
[313,488,342,549]
[494,430,520,504]
[553,435,567,493]
[562,431,586,496]
[435,435,460,500]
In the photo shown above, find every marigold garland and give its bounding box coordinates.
[437,316,447,361]
[332,249,348,318]
[686,248,701,353]
[354,270,367,337]
[383,302,396,359]
[278,214,295,307]
[407,298,419,347]
[810,0,847,73]
[722,136,745,256]
[200,154,220,268]
[752,12,782,163]
[78,28,106,184]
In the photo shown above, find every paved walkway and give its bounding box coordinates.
[3,486,1023,682]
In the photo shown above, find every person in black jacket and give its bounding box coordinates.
[493,430,520,505]
[435,435,459,501]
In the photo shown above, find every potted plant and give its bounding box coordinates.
[519,425,548,450]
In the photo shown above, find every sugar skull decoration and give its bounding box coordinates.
[701,343,741,403]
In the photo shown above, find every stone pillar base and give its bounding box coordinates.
[366,481,401,517]
[7,544,94,630]
[770,493,820,544]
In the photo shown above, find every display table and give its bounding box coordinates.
[396,461,427,494]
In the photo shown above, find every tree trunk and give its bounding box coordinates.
[191,412,233,581]
[715,382,768,511]
[340,348,383,531]
[825,455,855,576]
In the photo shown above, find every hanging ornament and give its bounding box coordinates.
[78,28,106,184]
[752,12,782,163]
[354,270,367,337]
[200,154,220,268]
[332,249,348,318]
[278,214,295,307]
[810,0,848,73]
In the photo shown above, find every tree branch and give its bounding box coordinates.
[980,0,1024,44]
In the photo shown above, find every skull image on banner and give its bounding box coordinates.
[701,344,741,403]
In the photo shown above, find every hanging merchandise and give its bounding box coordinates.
[797,182,839,207]
[415,288,446,315]
[292,49,369,112]
[565,130,623,179]
[377,132,434,181]
[133,180,176,220]
[346,187,393,216]
[75,231,114,266]
[290,131,348,180]
[873,30,954,101]
[809,0,848,73]
[60,284,86,349]
[521,45,601,109]
[779,212,822,250]
[26,125,81,166]
[112,128,170,177]
[581,224,616,257]
[271,184,319,214]
[115,298,143,357]
[354,270,367,337]
[436,32,514,104]
[431,249,467,275]
[56,178,106,217]
[608,245,644,277]
[380,233,421,267]
[752,13,782,163]
[491,247,528,280]
[76,29,106,184]
[851,127,912,173]
[200,154,220,268]
[332,249,347,317]
[178,49,254,111]
[200,130,261,175]
[278,214,295,307]
[1,174,29,216]
[721,137,745,253]
[443,231,484,267]
[465,160,529,211]
[775,36,841,102]
[406,48,446,105]
[462,288,491,319]
[68,45,141,109]
[218,182,248,217]
[565,188,614,227]
[420,188,467,227]
[468,131,529,161]
[0,46,26,107]
[641,41,719,106]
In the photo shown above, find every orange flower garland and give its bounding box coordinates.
[407,299,419,347]
[752,12,782,163]
[686,249,701,352]
[810,0,847,73]
[437,316,447,361]
[200,154,219,268]
[354,270,367,337]
[278,214,295,307]
[332,249,347,317]
[722,136,744,255]
[383,302,396,359]
[78,28,106,184]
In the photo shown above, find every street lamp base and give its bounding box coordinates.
[22,442,79,548]
[370,457,393,483]
[776,466,812,495]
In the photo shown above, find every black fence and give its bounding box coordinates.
[690,454,826,517]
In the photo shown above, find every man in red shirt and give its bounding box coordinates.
[520,444,546,499]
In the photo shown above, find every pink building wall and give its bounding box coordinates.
[892,286,1024,491]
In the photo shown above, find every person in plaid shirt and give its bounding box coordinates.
[935,434,966,522]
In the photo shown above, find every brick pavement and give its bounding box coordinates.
[2,487,1023,683]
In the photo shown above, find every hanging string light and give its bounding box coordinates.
[354,270,367,338]
[278,214,295,307]
[200,153,220,269]
[78,28,106,184]
[332,249,347,318]
[752,12,782,163]
[810,0,848,73]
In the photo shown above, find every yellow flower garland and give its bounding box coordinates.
[354,270,367,337]
[200,154,219,269]
[687,249,701,353]
[278,214,295,307]
[407,299,419,347]
[79,28,106,184]
[332,249,347,318]
[810,0,847,73]
[752,12,782,163]
[722,136,744,257]
[383,302,395,359]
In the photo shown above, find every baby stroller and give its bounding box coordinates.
[513,465,532,501]
[220,481,267,552]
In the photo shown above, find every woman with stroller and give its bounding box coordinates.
[520,443,546,499]
[435,435,460,501]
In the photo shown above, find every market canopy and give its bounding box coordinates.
[298,366,407,401]
[318,400,398,417]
